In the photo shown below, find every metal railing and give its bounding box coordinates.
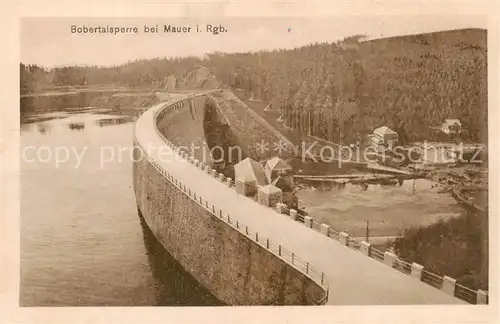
[137,95,329,305]
[393,259,412,275]
[327,228,340,240]
[311,221,322,232]
[455,283,479,304]
[369,247,385,262]
[146,93,488,305]
[274,185,487,305]
[347,238,361,251]
[421,270,444,289]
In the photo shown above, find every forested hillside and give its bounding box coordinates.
[206,29,487,144]
[21,28,487,143]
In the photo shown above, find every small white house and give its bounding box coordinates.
[370,126,399,149]
[441,119,462,135]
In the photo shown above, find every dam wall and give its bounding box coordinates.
[157,96,218,166]
[212,91,296,161]
[133,94,328,305]
[157,90,295,178]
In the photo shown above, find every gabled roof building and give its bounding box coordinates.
[234,158,268,196]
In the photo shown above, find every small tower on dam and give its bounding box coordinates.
[234,157,268,196]
[257,184,283,207]
[265,157,297,209]
[234,156,299,209]
[265,157,294,188]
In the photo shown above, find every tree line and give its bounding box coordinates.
[21,28,487,143]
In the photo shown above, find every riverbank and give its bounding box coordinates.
[425,165,488,213]
[20,90,159,121]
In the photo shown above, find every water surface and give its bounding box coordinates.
[20,109,222,306]
[297,179,466,238]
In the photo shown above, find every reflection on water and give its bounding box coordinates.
[68,122,85,131]
[21,108,220,306]
[36,123,51,135]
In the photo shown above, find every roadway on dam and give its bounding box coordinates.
[135,98,466,305]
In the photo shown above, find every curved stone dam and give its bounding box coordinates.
[133,91,326,305]
[133,91,466,305]
[156,90,295,178]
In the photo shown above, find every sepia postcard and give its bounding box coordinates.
[1,1,499,324]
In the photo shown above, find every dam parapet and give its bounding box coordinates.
[135,91,476,306]
[157,90,296,179]
[133,92,328,305]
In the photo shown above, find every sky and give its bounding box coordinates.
[20,15,487,68]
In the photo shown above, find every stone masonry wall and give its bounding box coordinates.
[156,90,294,179]
[132,98,326,304]
[157,96,215,165]
[213,91,296,161]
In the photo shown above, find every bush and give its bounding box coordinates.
[393,211,488,290]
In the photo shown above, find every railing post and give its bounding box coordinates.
[266,238,269,249]
[227,214,231,224]
[411,262,424,280]
[279,245,281,256]
[292,253,295,264]
[256,232,259,242]
[442,276,456,296]
[303,216,313,228]
[320,223,330,235]
[383,251,397,268]
[245,226,248,235]
[477,289,488,304]
[339,232,349,246]
[321,272,324,285]
[306,262,309,274]
[236,220,239,229]
[360,241,371,256]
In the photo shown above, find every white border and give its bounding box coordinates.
[1,1,499,323]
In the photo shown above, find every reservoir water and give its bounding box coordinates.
[20,108,222,306]
[296,179,466,239]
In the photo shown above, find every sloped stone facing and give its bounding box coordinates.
[132,143,324,305]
